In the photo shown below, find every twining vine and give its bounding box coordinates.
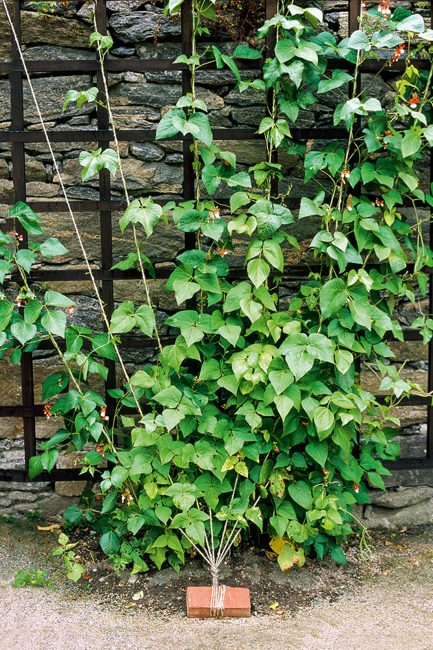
[1,0,433,575]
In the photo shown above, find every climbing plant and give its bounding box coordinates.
[1,0,433,575]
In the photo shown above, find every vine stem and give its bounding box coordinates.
[1,0,146,421]
[93,7,163,354]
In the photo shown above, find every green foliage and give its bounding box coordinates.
[52,533,86,582]
[2,3,432,578]
[13,568,53,588]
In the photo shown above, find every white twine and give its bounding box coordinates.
[210,566,226,617]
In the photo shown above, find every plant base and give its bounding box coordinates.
[186,586,251,618]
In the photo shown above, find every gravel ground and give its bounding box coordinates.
[1,522,432,650]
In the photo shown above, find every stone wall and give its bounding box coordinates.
[0,0,432,526]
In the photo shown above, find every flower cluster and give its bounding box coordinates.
[44,404,53,419]
[12,229,23,242]
[389,43,405,65]
[207,207,221,222]
[100,406,109,422]
[378,1,391,17]
[340,168,351,185]
[408,93,420,110]
[96,442,106,457]
[121,488,133,504]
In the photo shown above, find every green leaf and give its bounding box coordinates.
[63,87,98,112]
[346,30,371,51]
[401,130,421,158]
[269,370,293,395]
[330,546,348,565]
[28,455,43,479]
[165,482,200,511]
[194,473,231,510]
[230,191,250,213]
[274,394,294,422]
[317,69,353,94]
[79,148,119,181]
[0,300,14,331]
[262,240,284,271]
[101,491,118,514]
[188,112,213,147]
[91,332,117,361]
[100,531,121,556]
[275,39,296,64]
[218,323,242,347]
[233,44,262,59]
[349,300,372,330]
[24,300,43,324]
[8,202,43,236]
[282,335,315,380]
[11,321,37,345]
[368,471,386,490]
[424,125,433,147]
[156,108,185,140]
[288,481,313,510]
[41,310,66,338]
[40,238,68,258]
[110,466,129,488]
[396,13,425,33]
[110,301,136,334]
[299,197,323,219]
[63,503,83,525]
[153,385,182,408]
[247,258,270,289]
[16,249,36,274]
[135,305,155,338]
[119,198,162,237]
[305,440,328,467]
[313,406,334,435]
[319,278,347,318]
[44,290,75,308]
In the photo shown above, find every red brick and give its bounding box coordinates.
[186,586,251,618]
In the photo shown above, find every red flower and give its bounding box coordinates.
[207,207,221,222]
[100,406,109,422]
[340,168,350,185]
[409,93,420,110]
[378,1,391,17]
[44,404,53,419]
[389,43,405,65]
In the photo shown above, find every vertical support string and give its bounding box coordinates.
[95,0,116,418]
[349,0,362,460]
[181,0,195,254]
[9,0,37,478]
[265,0,278,199]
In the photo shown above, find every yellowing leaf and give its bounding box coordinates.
[269,536,286,555]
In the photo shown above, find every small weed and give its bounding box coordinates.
[52,533,86,582]
[13,568,54,588]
